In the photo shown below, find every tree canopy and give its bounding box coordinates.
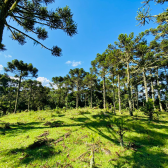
[0,0,77,56]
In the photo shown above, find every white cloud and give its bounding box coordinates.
[5,54,12,58]
[37,77,50,85]
[66,60,81,67]
[66,61,72,64]
[9,76,19,80]
[0,65,3,71]
[36,77,58,89]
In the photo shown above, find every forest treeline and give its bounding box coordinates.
[0,30,168,117]
[0,0,168,118]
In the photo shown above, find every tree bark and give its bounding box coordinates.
[91,86,93,108]
[136,85,139,109]
[143,68,148,102]
[164,67,168,111]
[151,80,156,110]
[103,76,106,109]
[0,21,5,48]
[118,74,121,113]
[28,83,32,111]
[76,82,79,109]
[127,62,133,116]
[130,84,134,111]
[156,68,163,111]
[14,75,21,113]
[112,74,116,115]
[85,93,87,107]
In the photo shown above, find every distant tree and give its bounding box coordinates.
[4,59,38,113]
[69,68,87,109]
[83,70,97,108]
[91,53,109,109]
[0,0,77,56]
[115,33,136,116]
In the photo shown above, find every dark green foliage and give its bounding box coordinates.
[0,0,77,55]
[141,99,154,120]
[113,117,125,146]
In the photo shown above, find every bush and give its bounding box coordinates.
[141,99,154,120]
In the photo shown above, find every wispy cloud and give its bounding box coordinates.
[5,54,12,58]
[66,60,81,67]
[9,76,19,80]
[0,65,3,71]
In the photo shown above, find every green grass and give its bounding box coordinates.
[0,108,168,168]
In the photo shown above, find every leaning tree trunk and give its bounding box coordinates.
[0,21,5,49]
[14,75,21,113]
[151,80,156,110]
[103,76,106,109]
[0,3,6,49]
[127,62,133,116]
[130,84,134,111]
[118,74,121,113]
[156,68,163,111]
[150,70,156,110]
[143,68,148,102]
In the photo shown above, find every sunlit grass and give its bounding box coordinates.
[0,108,168,168]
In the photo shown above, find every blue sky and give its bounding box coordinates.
[0,0,167,86]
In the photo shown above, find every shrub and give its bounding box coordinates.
[141,99,154,120]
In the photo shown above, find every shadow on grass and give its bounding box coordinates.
[0,122,47,137]
[3,142,60,167]
[1,110,168,167]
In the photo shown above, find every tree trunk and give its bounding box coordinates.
[118,74,121,113]
[85,93,87,107]
[0,21,5,48]
[136,85,139,109]
[127,62,133,116]
[151,79,156,110]
[143,68,148,102]
[130,84,134,111]
[28,83,32,111]
[165,67,168,111]
[112,74,116,115]
[91,86,93,108]
[76,83,79,109]
[156,68,163,111]
[14,75,21,113]
[103,76,106,109]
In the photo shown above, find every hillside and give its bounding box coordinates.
[0,109,168,168]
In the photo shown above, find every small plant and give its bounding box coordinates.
[113,117,125,147]
[141,99,154,120]
[62,107,66,112]
[3,122,11,129]
[55,107,61,114]
[44,105,51,111]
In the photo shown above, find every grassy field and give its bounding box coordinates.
[0,108,168,168]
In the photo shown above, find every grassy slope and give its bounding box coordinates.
[0,108,168,168]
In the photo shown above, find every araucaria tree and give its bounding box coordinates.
[69,68,87,109]
[0,0,77,56]
[4,59,38,113]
